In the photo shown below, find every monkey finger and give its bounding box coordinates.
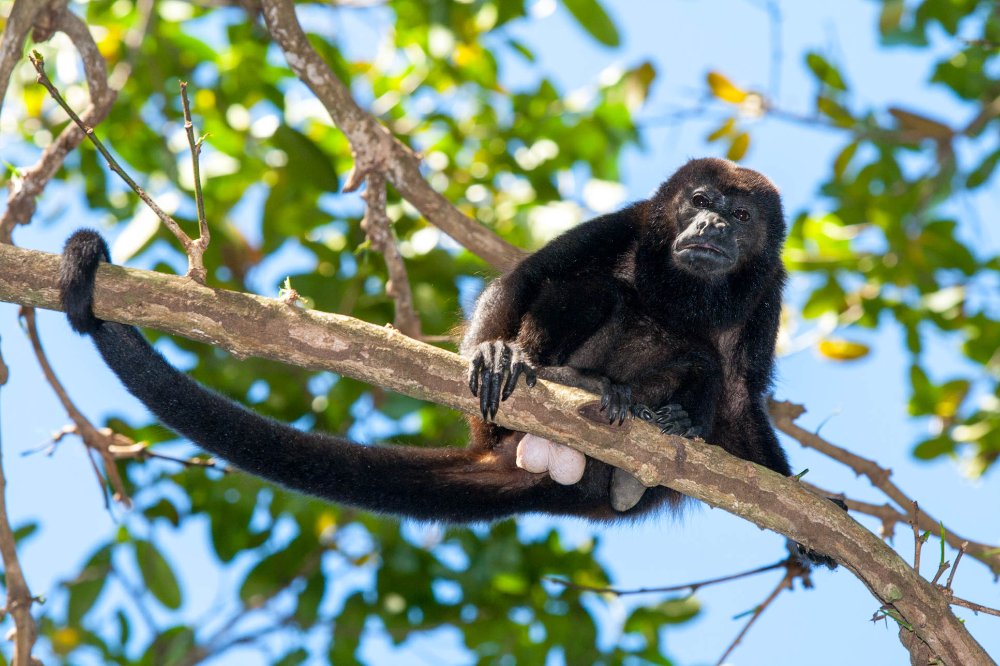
[468,357,483,397]
[501,362,523,401]
[524,366,537,387]
[479,371,493,420]
[488,370,503,420]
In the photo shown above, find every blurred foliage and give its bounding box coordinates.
[0,0,997,663]
[707,0,999,473]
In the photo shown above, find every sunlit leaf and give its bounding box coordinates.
[817,339,870,361]
[727,132,750,161]
[707,71,749,103]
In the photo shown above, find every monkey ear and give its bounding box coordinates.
[60,229,111,334]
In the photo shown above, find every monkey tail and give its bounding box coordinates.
[58,230,620,522]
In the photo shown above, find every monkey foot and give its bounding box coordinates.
[639,403,701,438]
[515,434,585,485]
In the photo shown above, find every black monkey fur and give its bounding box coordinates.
[59,157,836,566]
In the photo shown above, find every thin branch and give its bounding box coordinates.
[19,306,131,506]
[545,559,787,596]
[0,344,40,665]
[946,543,967,590]
[912,501,924,573]
[772,399,1000,576]
[179,82,209,243]
[715,561,805,666]
[360,172,422,338]
[945,594,1000,618]
[26,52,213,282]
[258,0,525,271]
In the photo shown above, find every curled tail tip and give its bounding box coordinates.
[60,229,111,334]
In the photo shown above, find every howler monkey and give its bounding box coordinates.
[60,157,834,566]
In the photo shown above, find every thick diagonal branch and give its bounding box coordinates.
[0,243,991,666]
[259,0,524,271]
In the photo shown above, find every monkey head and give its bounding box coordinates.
[651,158,785,278]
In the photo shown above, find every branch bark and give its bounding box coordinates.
[0,243,991,665]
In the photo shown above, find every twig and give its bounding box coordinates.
[360,172,422,338]
[946,543,967,590]
[773,400,1000,576]
[259,0,525,271]
[179,83,209,243]
[545,559,787,596]
[107,439,228,472]
[714,559,805,666]
[26,52,210,281]
[19,306,131,506]
[911,502,924,573]
[945,594,1000,618]
[0,341,41,665]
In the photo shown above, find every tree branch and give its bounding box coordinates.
[258,0,525,271]
[0,243,991,665]
[772,400,1000,576]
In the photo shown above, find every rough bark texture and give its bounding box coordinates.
[0,243,990,666]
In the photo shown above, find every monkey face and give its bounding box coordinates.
[651,158,784,279]
[672,186,762,276]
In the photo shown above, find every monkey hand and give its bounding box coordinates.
[467,341,538,421]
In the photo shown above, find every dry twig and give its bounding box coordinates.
[545,559,787,596]
[360,172,422,338]
[715,558,808,666]
[26,52,212,282]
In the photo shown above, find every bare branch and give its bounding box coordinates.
[19,306,131,506]
[545,558,787,596]
[0,243,992,665]
[258,0,525,271]
[715,560,805,666]
[361,172,422,338]
[179,82,209,242]
[25,53,214,282]
[0,346,40,665]
[772,399,1000,576]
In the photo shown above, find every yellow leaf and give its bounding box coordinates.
[706,117,736,143]
[51,627,82,655]
[23,86,46,117]
[707,71,749,104]
[727,132,750,161]
[889,107,954,141]
[818,339,870,361]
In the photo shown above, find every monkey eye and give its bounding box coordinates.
[733,208,751,222]
[692,193,711,208]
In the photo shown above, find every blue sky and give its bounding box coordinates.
[0,1,998,664]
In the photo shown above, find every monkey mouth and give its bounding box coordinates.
[676,242,731,260]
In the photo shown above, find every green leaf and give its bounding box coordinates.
[562,0,620,46]
[67,546,112,627]
[134,540,182,610]
[806,52,848,91]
